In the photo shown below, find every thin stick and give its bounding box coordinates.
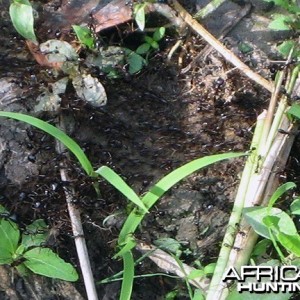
[56,116,99,300]
[170,0,274,93]
[181,3,251,73]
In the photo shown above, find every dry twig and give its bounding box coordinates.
[56,115,98,300]
[170,0,274,92]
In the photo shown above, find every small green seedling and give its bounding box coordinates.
[264,0,300,31]
[136,27,166,55]
[0,205,78,281]
[72,25,95,49]
[263,0,300,58]
[126,27,166,74]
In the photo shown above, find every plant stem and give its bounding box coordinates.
[209,63,299,299]
[206,112,265,298]
[269,229,285,261]
[259,71,285,159]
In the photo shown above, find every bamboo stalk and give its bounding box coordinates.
[206,111,266,298]
[208,61,299,299]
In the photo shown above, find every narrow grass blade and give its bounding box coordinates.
[118,152,244,245]
[120,251,134,300]
[268,182,296,208]
[0,112,93,176]
[113,235,136,258]
[143,153,244,205]
[95,166,148,212]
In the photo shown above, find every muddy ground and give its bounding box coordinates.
[0,0,299,299]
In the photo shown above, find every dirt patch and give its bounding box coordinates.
[0,0,293,299]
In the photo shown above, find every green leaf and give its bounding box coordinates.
[244,207,297,239]
[9,0,37,42]
[15,244,26,256]
[22,219,48,249]
[263,215,280,230]
[72,25,95,49]
[252,239,272,257]
[120,251,134,300]
[288,103,300,119]
[277,232,300,256]
[290,198,300,215]
[268,14,293,31]
[25,219,48,234]
[187,269,205,279]
[150,40,159,50]
[136,43,151,55]
[144,36,153,45]
[118,152,244,245]
[204,262,216,275]
[277,41,300,58]
[126,51,146,74]
[95,166,148,212]
[23,247,78,281]
[0,246,14,264]
[0,112,94,176]
[268,182,296,208]
[153,27,165,42]
[0,218,20,254]
[133,4,146,31]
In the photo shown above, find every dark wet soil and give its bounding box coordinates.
[0,0,297,299]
